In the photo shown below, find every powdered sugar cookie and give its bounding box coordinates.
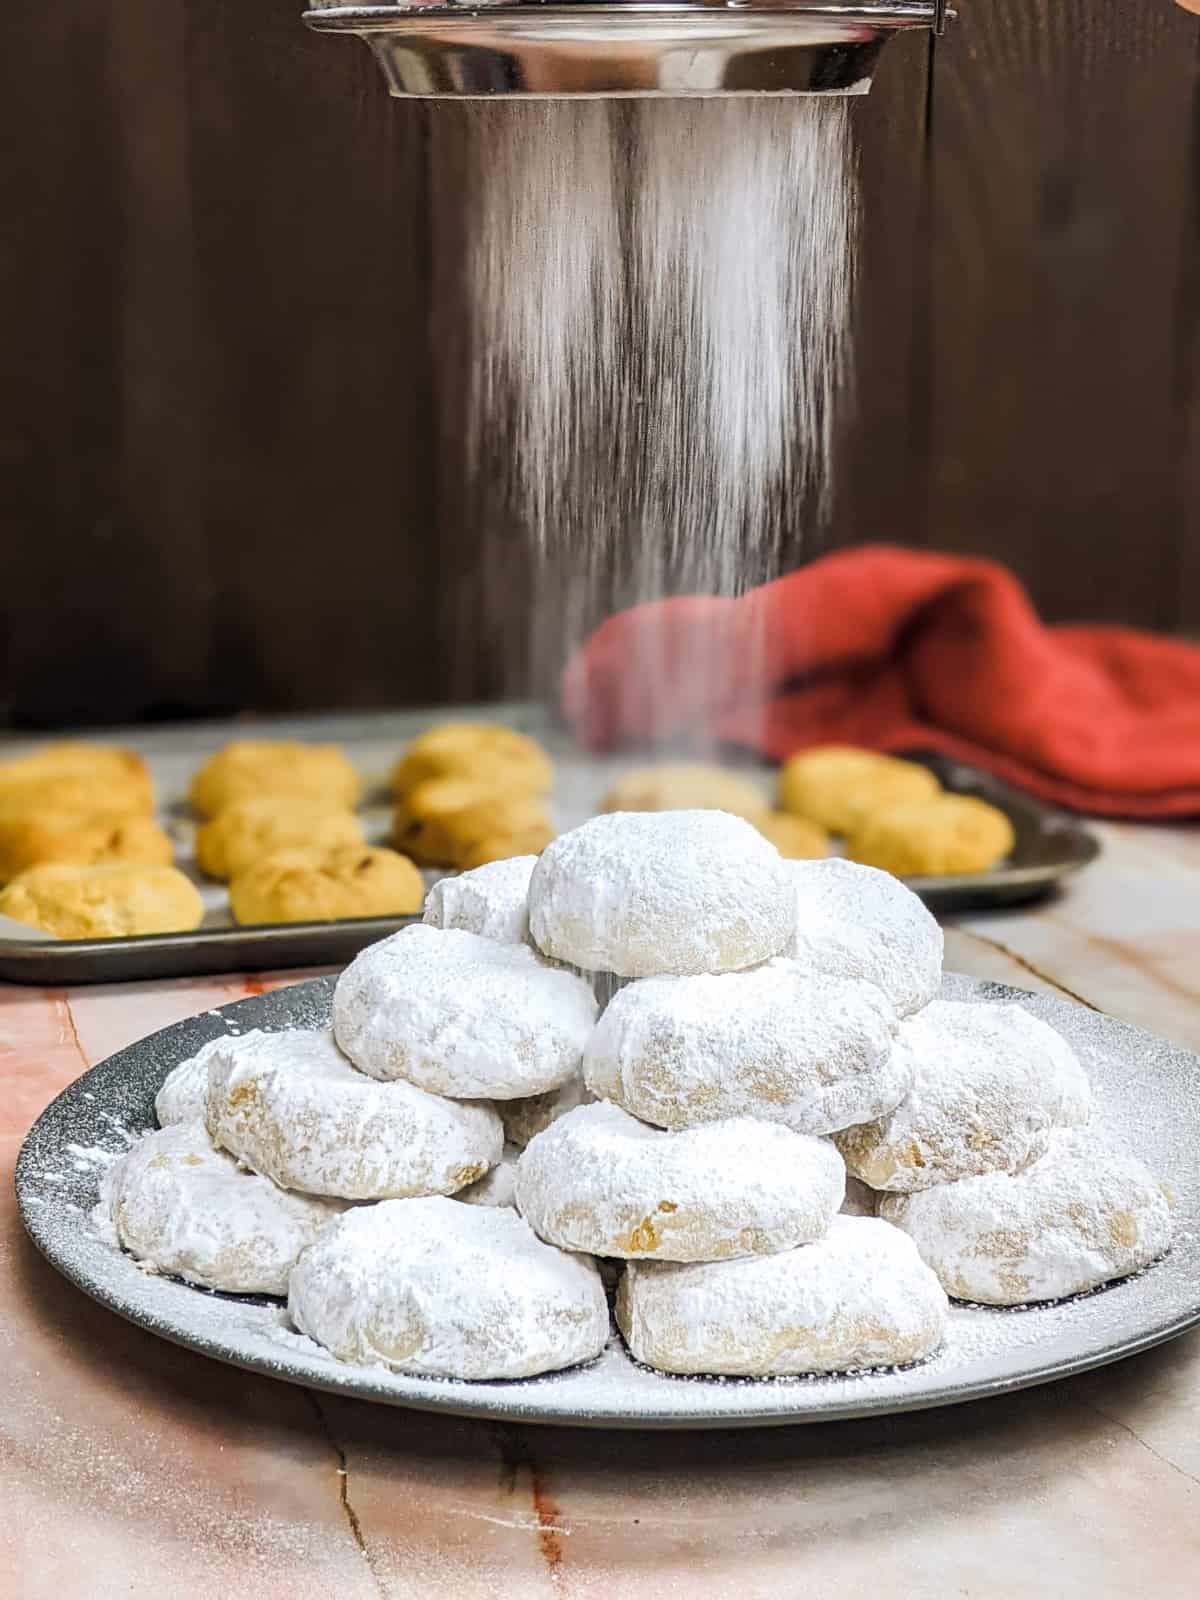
[834,1000,1092,1193]
[529,810,794,978]
[423,855,536,945]
[516,1102,844,1261]
[288,1197,608,1379]
[332,925,597,1099]
[155,1038,225,1127]
[499,1075,592,1148]
[104,1124,342,1295]
[205,1027,502,1200]
[617,1215,947,1376]
[584,961,906,1137]
[880,1129,1172,1304]
[786,857,943,1017]
[456,1145,519,1209]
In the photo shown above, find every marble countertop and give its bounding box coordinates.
[3,813,1199,1597]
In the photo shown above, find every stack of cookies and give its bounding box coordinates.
[100,806,1171,1383]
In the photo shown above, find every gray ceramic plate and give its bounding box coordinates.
[17,973,1194,1430]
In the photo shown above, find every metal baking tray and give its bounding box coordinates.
[16,974,1199,1428]
[0,708,1100,985]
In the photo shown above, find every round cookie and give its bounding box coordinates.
[155,1038,226,1127]
[333,925,597,1099]
[786,857,943,1017]
[880,1129,1173,1305]
[516,1102,845,1262]
[0,810,173,884]
[394,778,553,870]
[499,1075,592,1149]
[754,811,829,860]
[778,747,940,834]
[617,1215,948,1376]
[288,1197,608,1380]
[391,722,552,798]
[205,1027,503,1200]
[0,862,203,938]
[584,960,906,1137]
[196,797,365,881]
[458,828,556,870]
[228,845,424,925]
[529,810,794,979]
[189,740,361,817]
[847,794,1015,877]
[104,1124,342,1295]
[423,855,536,945]
[0,742,155,816]
[834,1000,1092,1193]
[456,1145,520,1209]
[599,764,766,821]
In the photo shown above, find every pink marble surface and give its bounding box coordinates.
[4,827,1200,1597]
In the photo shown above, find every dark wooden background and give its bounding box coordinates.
[2,1,1197,728]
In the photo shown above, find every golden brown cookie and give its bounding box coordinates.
[228,845,425,926]
[189,741,361,818]
[778,746,940,834]
[196,797,366,881]
[0,863,204,939]
[753,810,829,860]
[391,723,552,799]
[847,794,1016,876]
[599,763,766,820]
[0,810,173,884]
[394,778,554,869]
[0,742,154,817]
[458,824,556,870]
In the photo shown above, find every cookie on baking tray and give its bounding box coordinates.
[777,745,941,834]
[0,741,155,817]
[598,762,766,821]
[394,777,554,869]
[847,793,1015,876]
[0,809,173,884]
[391,722,552,799]
[0,862,203,938]
[753,810,829,860]
[228,844,424,926]
[196,796,366,881]
[189,740,361,817]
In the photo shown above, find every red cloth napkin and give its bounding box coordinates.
[562,544,1200,818]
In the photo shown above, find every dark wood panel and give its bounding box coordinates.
[1,2,437,728]
[923,0,1199,627]
[831,31,931,553]
[1,3,210,727]
[187,4,438,718]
